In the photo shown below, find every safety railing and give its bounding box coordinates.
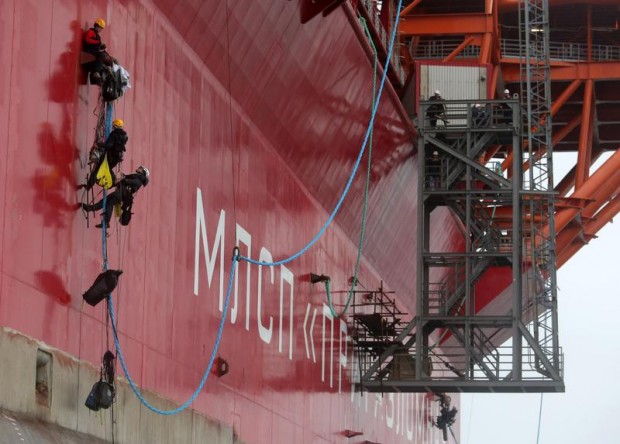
[411,37,620,62]
[410,38,481,59]
[503,38,620,61]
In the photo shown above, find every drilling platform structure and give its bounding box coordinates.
[352,0,620,393]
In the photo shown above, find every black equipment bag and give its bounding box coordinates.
[82,269,123,306]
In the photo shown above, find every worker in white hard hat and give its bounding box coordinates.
[500,89,514,124]
[80,166,150,229]
[427,90,447,128]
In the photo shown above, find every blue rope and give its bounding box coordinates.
[101,102,113,269]
[324,16,378,318]
[107,254,238,415]
[105,102,114,137]
[98,0,405,415]
[98,97,240,414]
[240,0,404,268]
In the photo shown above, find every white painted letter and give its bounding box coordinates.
[234,224,252,328]
[257,247,274,344]
[279,265,294,359]
[339,319,348,394]
[194,188,225,310]
[322,304,334,388]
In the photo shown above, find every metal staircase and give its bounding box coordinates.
[355,96,564,393]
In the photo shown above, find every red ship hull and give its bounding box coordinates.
[0,0,462,442]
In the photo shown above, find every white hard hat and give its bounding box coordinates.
[433,151,439,156]
[434,90,441,96]
[504,89,510,94]
[138,165,150,179]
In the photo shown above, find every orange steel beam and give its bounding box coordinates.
[490,64,499,97]
[501,80,583,175]
[399,14,493,36]
[582,178,620,218]
[483,145,502,163]
[517,115,582,177]
[556,224,589,257]
[485,0,494,14]
[443,36,476,62]
[575,80,594,189]
[479,32,492,63]
[399,0,424,16]
[552,148,620,235]
[550,79,583,117]
[557,195,620,267]
[553,114,582,148]
[502,62,620,81]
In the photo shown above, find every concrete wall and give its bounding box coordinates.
[0,327,240,444]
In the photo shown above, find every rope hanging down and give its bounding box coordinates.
[107,253,238,415]
[240,0,404,268]
[101,0,404,415]
[324,16,378,318]
[98,105,240,414]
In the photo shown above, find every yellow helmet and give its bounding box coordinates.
[112,118,124,129]
[94,18,106,29]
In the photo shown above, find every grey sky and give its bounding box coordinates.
[460,154,620,444]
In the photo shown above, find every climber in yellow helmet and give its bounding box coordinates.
[82,18,110,84]
[82,118,129,190]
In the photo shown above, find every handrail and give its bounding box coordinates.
[410,37,620,62]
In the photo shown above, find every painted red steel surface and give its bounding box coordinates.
[0,0,462,442]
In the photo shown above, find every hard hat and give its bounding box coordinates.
[504,88,510,94]
[112,118,124,129]
[432,151,439,156]
[138,166,150,179]
[434,90,441,96]
[94,18,106,29]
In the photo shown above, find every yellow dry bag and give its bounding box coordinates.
[96,155,113,189]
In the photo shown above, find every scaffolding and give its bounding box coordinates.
[356,99,564,392]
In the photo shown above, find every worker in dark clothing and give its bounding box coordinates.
[80,166,150,229]
[82,18,110,84]
[427,90,447,128]
[499,88,513,124]
[426,150,441,189]
[434,394,458,442]
[84,118,128,190]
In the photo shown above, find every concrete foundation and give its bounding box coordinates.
[0,327,240,444]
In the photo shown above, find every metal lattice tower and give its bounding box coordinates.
[519,0,561,380]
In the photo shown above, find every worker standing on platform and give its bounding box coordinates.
[83,18,109,84]
[500,88,513,124]
[80,166,150,229]
[427,90,447,128]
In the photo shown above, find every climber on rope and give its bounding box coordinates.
[433,393,458,442]
[79,165,149,229]
[82,18,113,85]
[82,118,128,190]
